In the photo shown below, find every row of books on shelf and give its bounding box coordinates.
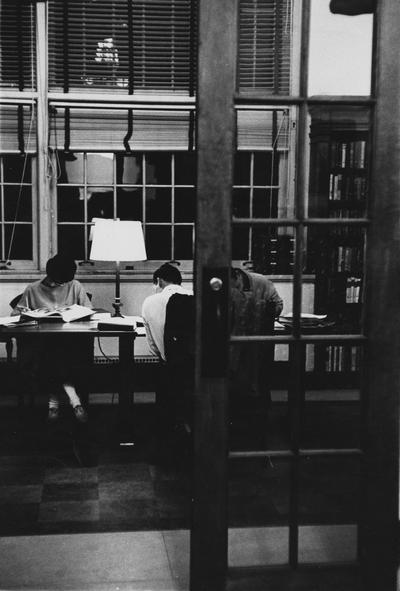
[331,140,367,169]
[324,344,361,373]
[329,173,367,201]
[345,277,362,303]
[331,246,363,273]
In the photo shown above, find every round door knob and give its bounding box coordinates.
[209,277,223,291]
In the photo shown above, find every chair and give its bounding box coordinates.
[0,293,23,363]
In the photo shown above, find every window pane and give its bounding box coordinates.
[175,188,195,223]
[233,188,250,218]
[87,153,114,185]
[4,186,32,222]
[57,187,84,222]
[145,226,171,259]
[146,188,171,222]
[234,152,251,185]
[58,225,86,260]
[253,188,278,218]
[253,152,275,186]
[174,226,193,259]
[146,153,171,185]
[62,153,84,184]
[117,188,142,221]
[308,0,372,96]
[174,153,195,185]
[117,154,143,185]
[232,227,250,261]
[87,189,114,220]
[5,224,32,260]
[238,0,292,96]
[308,106,369,219]
[3,155,31,183]
[0,3,36,90]
[298,457,360,531]
[306,226,365,334]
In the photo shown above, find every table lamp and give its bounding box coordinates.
[90,219,147,317]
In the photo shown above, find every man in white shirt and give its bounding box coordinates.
[142,263,193,463]
[141,263,193,361]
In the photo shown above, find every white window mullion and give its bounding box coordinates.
[36,0,51,270]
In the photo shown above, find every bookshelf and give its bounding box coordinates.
[308,107,368,386]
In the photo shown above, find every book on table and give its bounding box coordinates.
[21,304,95,323]
[97,315,145,333]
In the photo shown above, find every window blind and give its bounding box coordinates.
[48,0,197,95]
[238,0,292,95]
[0,105,36,153]
[49,108,192,150]
[0,1,36,90]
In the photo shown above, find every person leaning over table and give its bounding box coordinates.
[230,266,283,415]
[12,253,92,423]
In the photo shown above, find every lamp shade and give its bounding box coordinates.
[90,219,147,262]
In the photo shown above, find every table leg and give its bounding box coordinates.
[117,334,135,445]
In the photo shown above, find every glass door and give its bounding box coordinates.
[191,1,399,590]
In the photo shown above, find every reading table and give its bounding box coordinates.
[0,319,142,445]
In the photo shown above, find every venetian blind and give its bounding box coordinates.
[0,1,36,90]
[238,0,292,95]
[48,0,196,95]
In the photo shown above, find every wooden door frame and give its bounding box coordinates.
[191,1,400,590]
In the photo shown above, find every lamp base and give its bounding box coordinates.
[112,302,124,317]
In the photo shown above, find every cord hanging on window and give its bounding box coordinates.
[63,0,70,93]
[189,0,196,97]
[17,105,25,155]
[188,110,195,151]
[123,109,133,153]
[16,0,24,91]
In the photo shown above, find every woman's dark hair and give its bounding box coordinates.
[46,254,77,283]
[153,263,182,285]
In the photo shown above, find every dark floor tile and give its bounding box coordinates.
[0,503,39,532]
[99,480,155,501]
[39,500,99,523]
[100,498,160,528]
[44,466,98,485]
[0,466,44,485]
[0,484,42,504]
[42,482,98,502]
[98,462,151,483]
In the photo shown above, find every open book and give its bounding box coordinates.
[21,304,95,323]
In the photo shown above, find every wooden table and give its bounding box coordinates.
[0,320,141,445]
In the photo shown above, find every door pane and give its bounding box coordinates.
[308,0,373,96]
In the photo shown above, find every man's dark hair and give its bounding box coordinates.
[46,254,77,283]
[153,263,182,285]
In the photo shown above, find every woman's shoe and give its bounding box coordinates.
[47,407,60,422]
[73,405,88,423]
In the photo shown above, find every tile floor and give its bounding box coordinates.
[0,393,360,589]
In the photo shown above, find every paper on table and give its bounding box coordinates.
[0,315,21,326]
[280,313,327,320]
[91,312,112,321]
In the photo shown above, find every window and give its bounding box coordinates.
[0,155,35,268]
[0,0,36,90]
[56,142,293,271]
[48,0,197,94]
[0,0,295,271]
[56,151,196,264]
[238,0,292,95]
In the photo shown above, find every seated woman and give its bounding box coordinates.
[13,253,92,423]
